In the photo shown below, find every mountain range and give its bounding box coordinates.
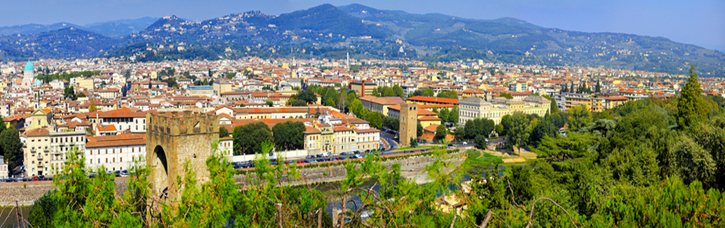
[0,4,723,76]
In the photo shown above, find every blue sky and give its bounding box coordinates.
[4,0,724,51]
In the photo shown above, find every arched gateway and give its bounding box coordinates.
[146,111,219,201]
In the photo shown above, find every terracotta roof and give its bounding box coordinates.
[24,128,50,137]
[419,115,442,121]
[423,124,440,133]
[86,134,146,148]
[96,124,117,132]
[407,96,459,105]
[360,96,405,105]
[333,126,353,132]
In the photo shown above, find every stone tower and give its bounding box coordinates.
[146,111,219,202]
[399,102,417,147]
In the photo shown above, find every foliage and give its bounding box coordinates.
[463,118,495,140]
[474,134,488,149]
[412,88,434,97]
[233,122,273,155]
[676,65,714,128]
[434,124,447,143]
[37,70,100,83]
[63,86,78,100]
[218,126,229,138]
[504,112,531,153]
[272,121,305,151]
[372,85,405,98]
[568,105,592,131]
[436,90,458,99]
[0,126,22,174]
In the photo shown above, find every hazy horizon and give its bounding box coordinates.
[1,0,723,51]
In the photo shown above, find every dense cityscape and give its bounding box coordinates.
[0,1,723,227]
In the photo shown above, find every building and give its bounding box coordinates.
[23,61,34,89]
[399,102,418,147]
[0,156,8,179]
[407,96,459,106]
[78,108,148,134]
[458,96,549,125]
[359,96,405,116]
[350,80,377,97]
[85,134,146,172]
[22,128,86,177]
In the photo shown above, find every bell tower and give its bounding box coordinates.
[399,102,417,147]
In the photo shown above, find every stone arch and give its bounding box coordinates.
[152,145,169,199]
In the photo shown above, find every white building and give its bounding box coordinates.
[459,96,549,125]
[0,156,8,179]
[22,128,86,177]
[85,134,146,172]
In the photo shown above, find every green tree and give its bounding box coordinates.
[219,126,229,138]
[464,118,495,140]
[449,105,459,124]
[434,124,447,143]
[505,112,531,153]
[272,122,305,151]
[233,122,273,155]
[474,134,488,150]
[412,88,434,97]
[437,90,458,99]
[0,127,22,174]
[568,105,592,131]
[63,86,78,100]
[437,108,449,123]
[676,65,710,128]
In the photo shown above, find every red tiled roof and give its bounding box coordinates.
[86,134,146,148]
[407,96,459,105]
[24,128,50,137]
[360,96,405,105]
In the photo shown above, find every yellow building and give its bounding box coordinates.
[350,80,377,97]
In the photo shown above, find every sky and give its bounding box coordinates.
[2,0,724,51]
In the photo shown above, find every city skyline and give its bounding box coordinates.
[0,0,723,51]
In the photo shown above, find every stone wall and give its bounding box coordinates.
[0,179,128,206]
[235,150,465,186]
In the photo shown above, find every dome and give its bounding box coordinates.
[24,61,34,72]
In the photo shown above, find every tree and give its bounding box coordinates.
[417,122,423,137]
[89,101,98,112]
[64,86,78,100]
[464,118,495,140]
[449,105,459,124]
[0,127,22,174]
[434,125,447,143]
[437,90,458,99]
[568,105,592,131]
[219,127,229,138]
[474,134,488,150]
[364,112,383,129]
[410,138,419,148]
[505,112,530,154]
[499,92,513,99]
[669,134,717,186]
[265,100,274,107]
[437,108,449,123]
[294,90,317,105]
[413,88,434,97]
[595,79,601,93]
[529,117,558,147]
[676,65,710,128]
[272,122,305,151]
[233,123,273,155]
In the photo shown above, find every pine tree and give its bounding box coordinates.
[676,65,707,128]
